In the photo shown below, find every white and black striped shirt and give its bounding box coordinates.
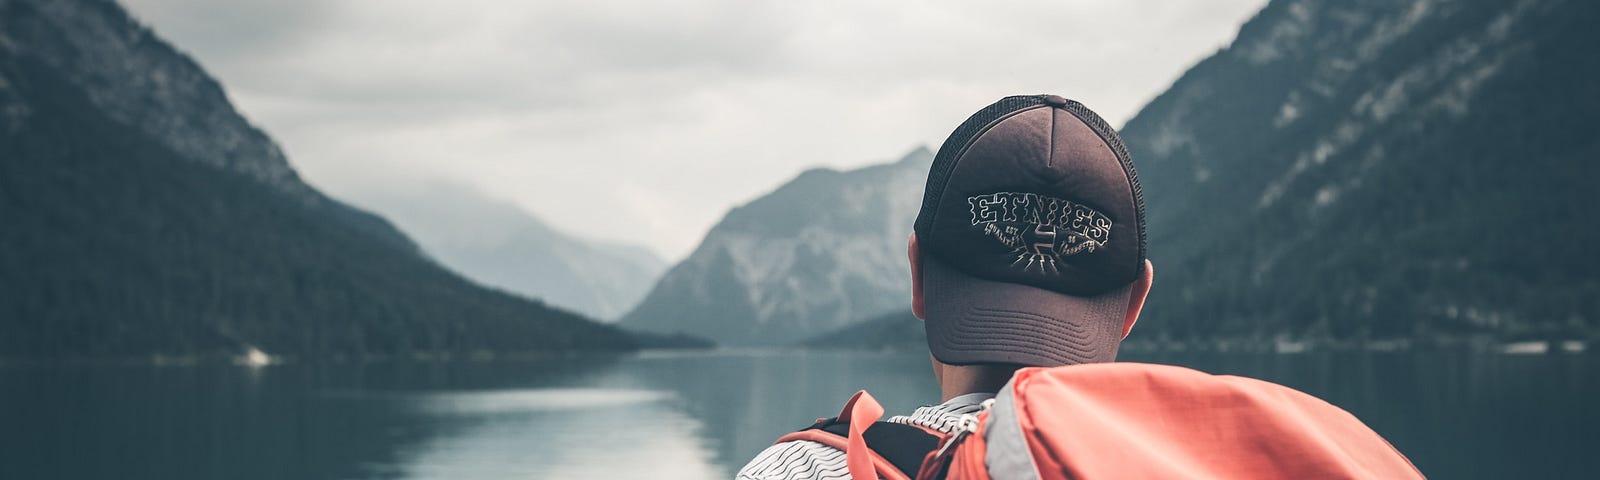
[735,393,994,480]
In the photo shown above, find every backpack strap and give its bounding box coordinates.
[800,418,943,479]
[775,391,945,480]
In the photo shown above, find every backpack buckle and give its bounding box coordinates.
[931,398,993,459]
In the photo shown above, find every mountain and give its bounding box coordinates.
[362,183,666,321]
[0,0,638,359]
[1119,0,1600,344]
[620,147,934,346]
[790,0,1599,351]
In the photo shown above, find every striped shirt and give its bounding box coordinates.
[735,393,994,480]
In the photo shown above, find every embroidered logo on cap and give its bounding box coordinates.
[968,192,1112,274]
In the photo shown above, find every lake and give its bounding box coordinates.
[2,349,1595,479]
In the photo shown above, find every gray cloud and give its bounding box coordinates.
[122,0,1268,260]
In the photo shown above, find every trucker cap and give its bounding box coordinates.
[914,94,1146,367]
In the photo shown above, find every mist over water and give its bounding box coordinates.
[2,350,1593,479]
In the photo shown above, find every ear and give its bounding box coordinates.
[909,233,926,320]
[1121,259,1153,339]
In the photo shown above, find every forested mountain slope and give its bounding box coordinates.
[0,0,637,359]
[1120,0,1598,344]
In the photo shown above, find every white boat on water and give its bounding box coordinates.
[1500,341,1549,355]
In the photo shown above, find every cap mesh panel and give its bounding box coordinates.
[1059,99,1147,269]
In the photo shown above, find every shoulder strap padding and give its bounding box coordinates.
[796,418,943,479]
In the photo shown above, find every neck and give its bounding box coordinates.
[934,361,1020,402]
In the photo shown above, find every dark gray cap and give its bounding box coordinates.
[914,95,1146,367]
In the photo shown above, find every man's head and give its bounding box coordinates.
[908,95,1152,392]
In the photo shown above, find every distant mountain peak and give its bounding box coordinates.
[621,146,932,345]
[362,182,667,321]
[897,145,935,164]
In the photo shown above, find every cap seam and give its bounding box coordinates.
[1047,107,1057,169]
[924,103,1051,236]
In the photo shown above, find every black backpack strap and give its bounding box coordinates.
[801,417,942,478]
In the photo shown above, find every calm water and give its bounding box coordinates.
[2,350,1596,479]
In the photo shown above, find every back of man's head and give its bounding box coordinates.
[912,94,1150,368]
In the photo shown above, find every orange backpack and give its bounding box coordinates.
[776,362,1424,479]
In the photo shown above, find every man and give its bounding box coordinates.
[737,94,1152,480]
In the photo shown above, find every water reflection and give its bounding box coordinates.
[1,350,1595,479]
[606,350,940,468]
[369,389,723,479]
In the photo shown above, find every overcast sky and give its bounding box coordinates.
[121,0,1267,261]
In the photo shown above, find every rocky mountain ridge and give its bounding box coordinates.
[621,147,932,346]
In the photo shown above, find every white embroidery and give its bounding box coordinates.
[967,192,1112,274]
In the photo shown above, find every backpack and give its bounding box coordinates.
[774,362,1425,479]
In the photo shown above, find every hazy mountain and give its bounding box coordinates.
[621,147,933,346]
[0,0,637,359]
[1119,0,1599,343]
[363,183,666,321]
